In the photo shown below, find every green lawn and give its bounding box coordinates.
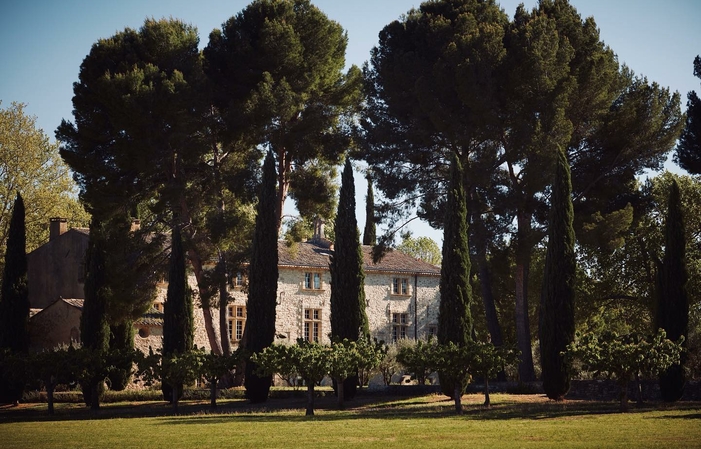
[1,393,700,449]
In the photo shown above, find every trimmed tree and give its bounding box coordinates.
[363,174,376,245]
[0,193,30,403]
[330,158,369,400]
[244,151,279,403]
[539,146,576,400]
[80,219,111,409]
[161,227,194,402]
[437,153,473,397]
[656,179,689,401]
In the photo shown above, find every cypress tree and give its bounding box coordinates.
[161,227,194,402]
[437,153,473,397]
[107,321,135,391]
[80,219,111,409]
[539,146,576,401]
[244,151,278,403]
[656,179,689,401]
[362,173,376,246]
[330,158,369,399]
[0,193,30,403]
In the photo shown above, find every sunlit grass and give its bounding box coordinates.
[1,393,700,449]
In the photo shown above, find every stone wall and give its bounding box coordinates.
[28,300,82,351]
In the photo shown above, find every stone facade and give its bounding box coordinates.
[27,219,89,309]
[223,241,441,347]
[28,298,83,351]
[27,220,442,354]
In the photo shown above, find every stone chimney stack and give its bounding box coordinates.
[49,218,68,241]
[312,217,325,242]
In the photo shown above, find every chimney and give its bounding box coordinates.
[49,218,67,241]
[312,217,325,242]
[130,219,141,232]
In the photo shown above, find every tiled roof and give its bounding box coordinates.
[278,241,440,276]
[135,306,164,326]
[63,298,84,309]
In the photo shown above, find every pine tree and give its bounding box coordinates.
[0,193,30,403]
[363,174,376,246]
[656,179,689,401]
[437,153,473,397]
[80,219,111,409]
[330,158,369,399]
[539,146,576,401]
[244,151,279,403]
[162,227,194,402]
[675,56,701,174]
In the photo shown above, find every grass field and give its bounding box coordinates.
[1,393,700,449]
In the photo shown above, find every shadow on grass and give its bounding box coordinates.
[4,393,699,425]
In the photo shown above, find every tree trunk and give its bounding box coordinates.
[619,381,629,413]
[275,148,292,233]
[336,377,345,410]
[172,384,180,413]
[454,385,463,415]
[472,221,504,349]
[306,383,315,416]
[218,254,231,357]
[186,246,222,355]
[635,373,643,406]
[515,211,536,382]
[484,376,491,408]
[210,377,218,409]
[90,381,100,410]
[47,379,55,415]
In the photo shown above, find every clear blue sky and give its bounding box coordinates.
[1,0,699,243]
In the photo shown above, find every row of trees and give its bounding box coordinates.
[2,0,696,406]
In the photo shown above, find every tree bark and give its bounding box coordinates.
[186,246,222,356]
[275,148,292,233]
[210,377,218,409]
[47,379,55,415]
[619,381,629,413]
[306,384,315,416]
[454,385,463,415]
[336,378,345,409]
[515,211,536,382]
[484,377,491,408]
[218,254,231,357]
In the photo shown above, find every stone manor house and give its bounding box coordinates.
[27,218,441,354]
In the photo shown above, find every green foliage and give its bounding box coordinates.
[567,329,683,411]
[252,338,384,415]
[539,146,576,400]
[396,339,437,386]
[656,180,689,401]
[396,233,441,266]
[107,322,135,391]
[0,193,29,355]
[162,227,194,402]
[136,348,205,412]
[376,343,401,386]
[244,151,278,403]
[204,0,362,228]
[80,220,111,409]
[0,102,88,274]
[330,159,369,400]
[363,174,376,246]
[438,153,473,396]
[675,55,701,174]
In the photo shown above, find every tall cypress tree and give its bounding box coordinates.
[437,153,473,397]
[80,219,111,409]
[362,173,376,246]
[244,151,279,403]
[0,193,30,403]
[656,179,689,401]
[330,158,369,399]
[162,227,194,402]
[539,146,576,401]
